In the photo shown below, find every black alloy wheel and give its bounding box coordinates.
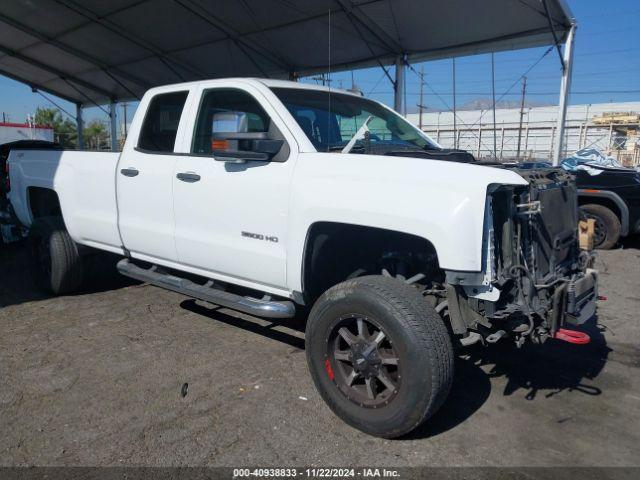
[328,314,400,408]
[306,275,454,438]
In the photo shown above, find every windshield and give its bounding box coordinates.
[270,87,437,153]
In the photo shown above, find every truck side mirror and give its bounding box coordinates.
[211,132,283,163]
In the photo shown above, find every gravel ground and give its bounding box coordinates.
[0,241,638,467]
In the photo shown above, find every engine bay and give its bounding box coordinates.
[445,166,597,347]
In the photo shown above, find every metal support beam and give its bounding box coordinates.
[174,0,290,72]
[0,44,114,100]
[76,103,84,150]
[334,0,402,54]
[109,101,118,151]
[0,66,77,104]
[0,12,149,92]
[55,0,202,81]
[552,24,576,165]
[394,56,405,115]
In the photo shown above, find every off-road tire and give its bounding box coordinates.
[306,275,454,438]
[581,204,621,250]
[28,216,83,295]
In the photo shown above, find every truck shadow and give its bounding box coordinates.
[620,235,640,250]
[0,242,47,307]
[0,243,137,308]
[180,298,306,350]
[408,316,610,439]
[180,298,611,440]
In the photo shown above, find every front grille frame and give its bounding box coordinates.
[518,180,580,284]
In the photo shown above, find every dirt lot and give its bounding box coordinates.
[1,241,639,467]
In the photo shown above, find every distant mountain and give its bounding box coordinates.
[459,98,553,111]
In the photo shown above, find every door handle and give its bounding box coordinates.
[120,168,139,177]
[176,172,201,183]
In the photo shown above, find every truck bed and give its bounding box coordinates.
[8,149,123,254]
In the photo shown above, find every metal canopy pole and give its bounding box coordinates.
[76,103,84,150]
[552,24,576,165]
[394,56,405,115]
[109,100,118,151]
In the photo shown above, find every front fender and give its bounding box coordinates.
[285,153,527,292]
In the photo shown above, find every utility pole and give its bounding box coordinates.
[491,52,497,159]
[122,103,128,140]
[581,103,591,148]
[477,110,483,157]
[516,76,527,160]
[109,100,118,151]
[76,103,84,150]
[418,65,425,130]
[394,55,405,115]
[452,58,457,148]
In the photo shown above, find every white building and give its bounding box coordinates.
[406,102,640,163]
[0,121,54,144]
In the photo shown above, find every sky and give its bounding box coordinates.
[0,0,639,127]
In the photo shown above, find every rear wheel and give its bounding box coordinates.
[28,216,83,295]
[580,204,621,250]
[305,275,454,438]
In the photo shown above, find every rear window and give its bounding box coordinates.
[138,91,188,153]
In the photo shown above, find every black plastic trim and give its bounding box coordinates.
[120,168,139,177]
[176,172,201,182]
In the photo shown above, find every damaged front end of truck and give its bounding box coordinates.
[444,166,598,347]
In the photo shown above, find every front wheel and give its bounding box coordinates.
[305,275,454,438]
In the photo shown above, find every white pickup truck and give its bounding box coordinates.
[6,78,598,438]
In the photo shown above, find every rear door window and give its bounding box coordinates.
[137,91,188,153]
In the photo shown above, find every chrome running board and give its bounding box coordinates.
[117,258,296,319]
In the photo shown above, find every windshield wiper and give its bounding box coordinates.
[341,116,373,154]
[327,144,347,151]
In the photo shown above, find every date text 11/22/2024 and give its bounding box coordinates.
[233,468,400,478]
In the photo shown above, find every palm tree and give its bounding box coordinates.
[33,107,77,148]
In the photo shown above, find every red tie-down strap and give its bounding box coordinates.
[554,328,591,345]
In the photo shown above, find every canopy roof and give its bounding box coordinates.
[0,0,574,105]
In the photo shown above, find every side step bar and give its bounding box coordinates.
[116,258,296,319]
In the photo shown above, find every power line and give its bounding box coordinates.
[33,90,77,121]
[371,89,640,96]
[456,47,554,131]
[440,46,640,68]
[367,70,389,95]
[405,61,495,154]
[391,66,640,87]
[578,8,640,19]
